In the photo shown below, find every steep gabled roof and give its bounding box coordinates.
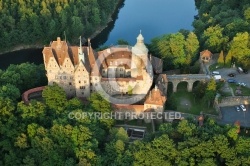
[150,55,163,74]
[50,37,71,66]
[42,47,54,66]
[200,50,213,57]
[144,87,166,106]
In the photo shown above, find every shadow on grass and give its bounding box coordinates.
[166,82,217,115]
[229,84,250,96]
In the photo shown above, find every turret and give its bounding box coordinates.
[78,36,85,63]
[131,31,149,77]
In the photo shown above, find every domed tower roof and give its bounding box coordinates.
[137,31,144,41]
[133,30,148,54]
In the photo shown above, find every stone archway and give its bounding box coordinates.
[192,80,200,91]
[176,81,188,92]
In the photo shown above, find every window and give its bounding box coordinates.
[69,82,72,85]
[84,80,86,83]
[79,81,81,83]
[60,76,62,80]
[90,83,92,86]
[63,76,66,79]
[103,70,105,73]
[82,92,84,95]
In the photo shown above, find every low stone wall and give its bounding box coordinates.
[218,96,250,107]
[22,86,45,104]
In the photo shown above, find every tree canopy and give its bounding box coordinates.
[149,32,199,70]
[0,63,250,165]
[193,0,250,67]
[0,0,120,51]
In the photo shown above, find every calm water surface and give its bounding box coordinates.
[99,0,197,46]
[0,0,196,69]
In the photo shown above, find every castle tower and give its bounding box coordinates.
[131,31,149,78]
[78,36,85,63]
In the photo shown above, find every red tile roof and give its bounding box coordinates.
[200,50,213,57]
[144,88,166,105]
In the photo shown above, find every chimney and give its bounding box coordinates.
[57,37,61,44]
[155,85,158,91]
[56,37,62,48]
[88,38,91,47]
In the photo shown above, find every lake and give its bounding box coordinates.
[97,0,197,46]
[0,0,196,69]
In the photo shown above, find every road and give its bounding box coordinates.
[219,105,250,127]
[214,68,250,88]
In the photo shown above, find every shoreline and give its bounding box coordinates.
[0,44,44,55]
[0,0,123,55]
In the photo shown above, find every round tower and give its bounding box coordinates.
[131,31,149,78]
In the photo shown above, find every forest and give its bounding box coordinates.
[1,0,250,165]
[0,63,250,165]
[149,0,250,70]
[0,0,119,51]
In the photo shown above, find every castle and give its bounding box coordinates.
[42,33,168,115]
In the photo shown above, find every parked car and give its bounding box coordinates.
[212,71,220,75]
[235,106,240,112]
[237,82,247,86]
[227,78,237,83]
[243,69,248,74]
[228,73,236,77]
[240,104,246,111]
[237,67,243,73]
[213,75,221,80]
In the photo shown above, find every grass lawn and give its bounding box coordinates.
[209,63,231,71]
[167,82,218,115]
[229,84,250,96]
[209,63,224,71]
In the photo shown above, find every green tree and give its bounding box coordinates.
[202,25,229,52]
[217,50,225,66]
[203,79,217,107]
[225,51,233,67]
[117,39,129,45]
[42,84,67,114]
[229,32,250,67]
[0,84,20,101]
[89,93,114,129]
[185,32,199,68]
